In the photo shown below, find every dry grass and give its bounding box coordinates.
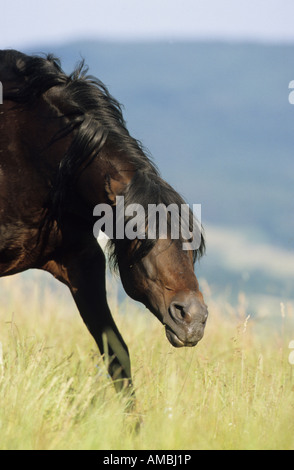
[0,270,293,450]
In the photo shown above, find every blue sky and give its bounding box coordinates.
[2,0,294,49]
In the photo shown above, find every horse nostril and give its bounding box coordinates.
[203,308,208,323]
[169,301,192,324]
[169,297,208,326]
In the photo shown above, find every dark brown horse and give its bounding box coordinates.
[0,50,208,399]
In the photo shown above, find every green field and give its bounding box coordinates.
[0,271,293,450]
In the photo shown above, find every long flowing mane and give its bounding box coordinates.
[1,50,205,266]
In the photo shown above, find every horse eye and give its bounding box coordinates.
[164,285,173,291]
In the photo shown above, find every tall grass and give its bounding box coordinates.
[0,271,293,450]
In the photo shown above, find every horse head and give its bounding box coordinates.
[102,168,208,348]
[117,236,208,348]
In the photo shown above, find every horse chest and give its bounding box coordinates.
[0,219,61,276]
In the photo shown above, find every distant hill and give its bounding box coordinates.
[23,40,294,304]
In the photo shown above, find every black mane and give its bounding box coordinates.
[1,50,205,266]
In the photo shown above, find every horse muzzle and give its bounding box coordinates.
[164,293,208,348]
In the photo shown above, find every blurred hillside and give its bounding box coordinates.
[24,40,294,306]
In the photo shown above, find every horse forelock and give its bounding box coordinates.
[107,168,205,272]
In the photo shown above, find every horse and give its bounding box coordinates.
[0,49,208,401]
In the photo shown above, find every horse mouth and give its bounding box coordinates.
[165,326,198,348]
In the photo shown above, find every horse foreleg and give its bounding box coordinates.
[74,286,134,398]
[42,243,135,404]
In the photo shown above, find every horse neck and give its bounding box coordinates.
[74,144,136,208]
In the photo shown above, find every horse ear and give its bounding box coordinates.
[105,175,128,204]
